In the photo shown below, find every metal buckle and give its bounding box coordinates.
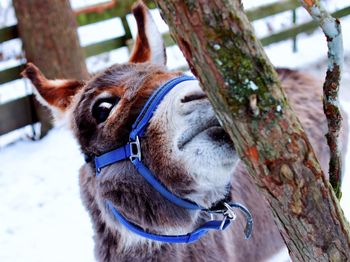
[129,136,141,161]
[219,202,237,230]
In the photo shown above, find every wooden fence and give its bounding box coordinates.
[0,0,350,136]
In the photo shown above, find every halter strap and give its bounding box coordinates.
[94,142,202,209]
[89,75,253,243]
[107,201,252,244]
[94,144,130,172]
[130,75,196,140]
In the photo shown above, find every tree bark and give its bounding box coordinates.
[13,0,89,137]
[154,0,350,260]
[300,0,344,199]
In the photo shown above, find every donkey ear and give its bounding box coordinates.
[129,1,166,66]
[21,63,84,114]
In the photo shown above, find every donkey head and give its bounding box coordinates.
[23,1,240,248]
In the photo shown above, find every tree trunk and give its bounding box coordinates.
[13,0,89,137]
[154,0,350,260]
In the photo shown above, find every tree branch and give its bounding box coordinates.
[154,0,350,260]
[299,0,344,199]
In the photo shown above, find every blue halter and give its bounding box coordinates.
[90,75,253,243]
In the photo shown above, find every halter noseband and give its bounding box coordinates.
[86,75,253,243]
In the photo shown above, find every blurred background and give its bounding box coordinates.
[0,0,349,261]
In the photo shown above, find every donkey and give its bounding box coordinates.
[22,2,346,261]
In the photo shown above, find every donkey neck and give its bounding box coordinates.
[78,164,206,258]
[92,211,232,262]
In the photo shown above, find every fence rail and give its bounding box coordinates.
[0,95,37,135]
[261,5,350,46]
[0,0,349,136]
[0,65,22,85]
[0,25,18,42]
[246,0,299,21]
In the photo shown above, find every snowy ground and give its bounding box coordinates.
[0,128,94,262]
[1,1,350,262]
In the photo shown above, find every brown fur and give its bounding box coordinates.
[21,2,348,262]
[129,3,151,63]
[22,63,84,110]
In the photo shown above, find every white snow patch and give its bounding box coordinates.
[265,247,290,262]
[78,17,125,47]
[70,0,107,10]
[340,100,350,220]
[0,127,95,262]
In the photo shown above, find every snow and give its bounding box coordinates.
[78,18,125,47]
[0,127,94,262]
[1,1,350,262]
[70,0,107,10]
[341,100,350,218]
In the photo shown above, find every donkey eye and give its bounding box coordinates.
[92,98,119,124]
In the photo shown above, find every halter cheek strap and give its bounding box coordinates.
[88,75,253,243]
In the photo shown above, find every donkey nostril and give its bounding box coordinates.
[181,93,207,103]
